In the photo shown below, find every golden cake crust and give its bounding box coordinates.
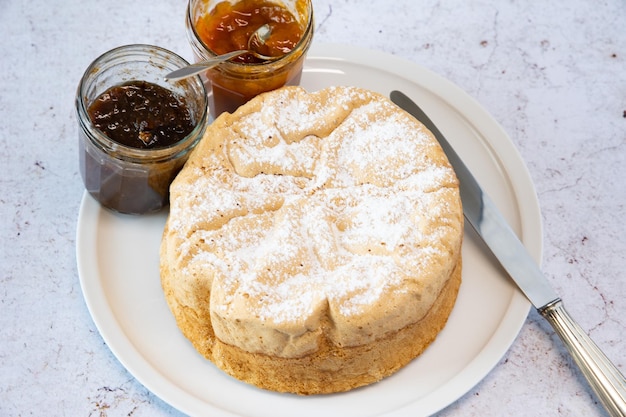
[160,86,463,394]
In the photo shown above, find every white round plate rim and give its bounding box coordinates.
[76,43,540,417]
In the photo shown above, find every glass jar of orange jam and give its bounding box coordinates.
[186,0,314,118]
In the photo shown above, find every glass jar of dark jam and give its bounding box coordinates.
[186,0,313,118]
[76,44,208,215]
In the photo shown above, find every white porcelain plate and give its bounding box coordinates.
[76,43,540,417]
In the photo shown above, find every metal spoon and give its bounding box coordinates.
[165,24,275,82]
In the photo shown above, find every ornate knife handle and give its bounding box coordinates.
[540,300,626,416]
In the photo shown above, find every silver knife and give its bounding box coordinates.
[390,90,626,417]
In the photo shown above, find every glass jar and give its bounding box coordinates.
[75,44,208,215]
[186,0,314,118]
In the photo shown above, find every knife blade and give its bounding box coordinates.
[391,90,557,309]
[390,90,626,417]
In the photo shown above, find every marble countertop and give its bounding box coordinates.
[1,0,625,416]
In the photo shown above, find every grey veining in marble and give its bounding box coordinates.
[1,0,625,416]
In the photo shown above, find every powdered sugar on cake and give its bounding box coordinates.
[167,86,461,329]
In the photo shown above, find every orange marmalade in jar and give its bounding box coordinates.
[186,0,313,117]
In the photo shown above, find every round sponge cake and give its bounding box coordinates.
[160,86,463,395]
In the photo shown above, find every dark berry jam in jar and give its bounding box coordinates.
[76,44,208,214]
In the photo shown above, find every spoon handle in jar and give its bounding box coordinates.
[164,50,247,81]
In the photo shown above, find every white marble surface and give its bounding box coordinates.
[1,0,625,416]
